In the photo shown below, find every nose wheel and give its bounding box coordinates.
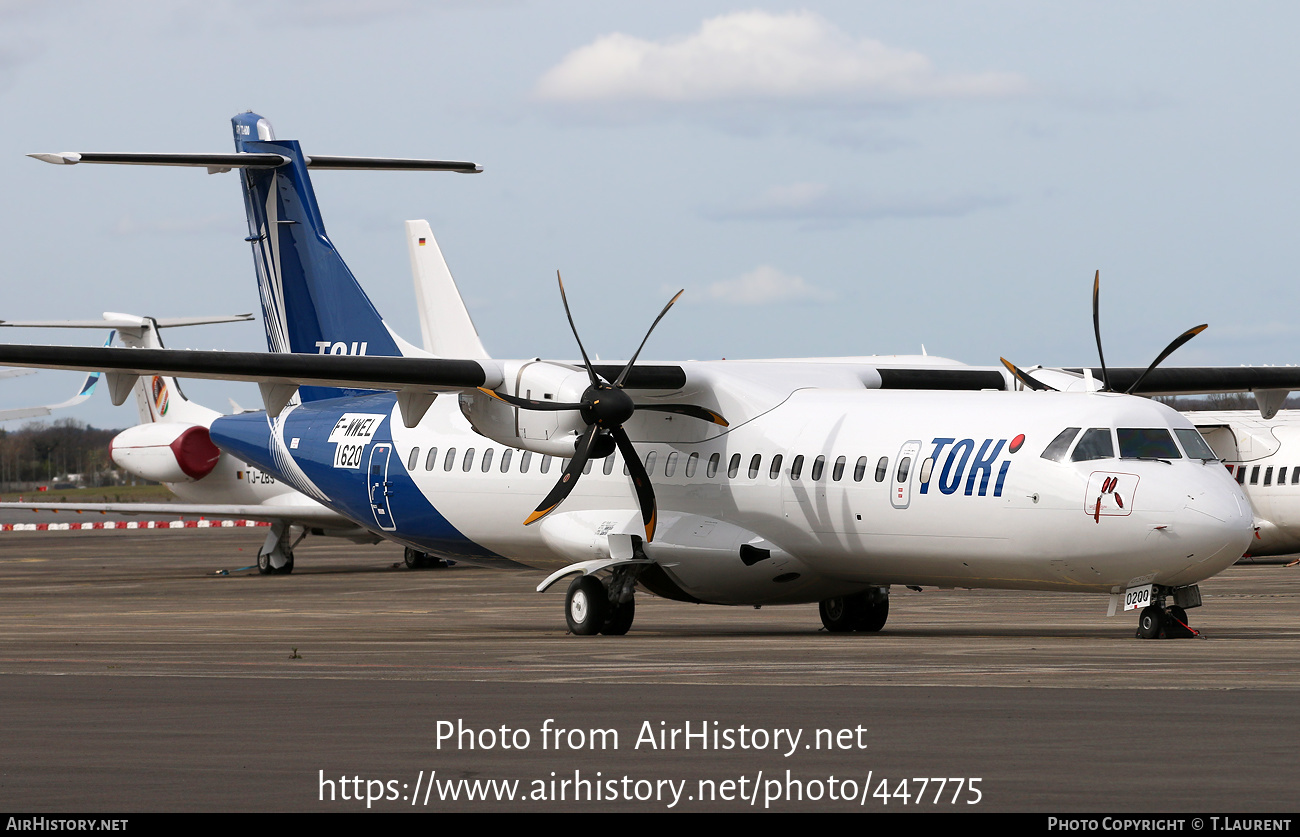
[1136,603,1198,639]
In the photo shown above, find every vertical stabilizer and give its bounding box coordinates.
[406,220,490,359]
[231,112,418,402]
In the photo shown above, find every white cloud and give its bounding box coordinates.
[536,11,1027,105]
[711,181,1011,224]
[698,265,833,306]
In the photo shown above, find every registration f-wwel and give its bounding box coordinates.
[3,113,1258,639]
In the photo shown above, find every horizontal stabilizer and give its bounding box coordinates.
[29,152,480,174]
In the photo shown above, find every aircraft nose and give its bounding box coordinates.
[1168,474,1253,577]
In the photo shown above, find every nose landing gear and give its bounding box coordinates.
[1135,588,1200,639]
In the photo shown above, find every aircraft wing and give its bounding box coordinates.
[1063,367,1300,395]
[0,333,111,422]
[0,345,686,398]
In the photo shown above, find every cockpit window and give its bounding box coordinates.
[1174,428,1217,460]
[1041,427,1081,462]
[1118,428,1182,460]
[1071,428,1114,462]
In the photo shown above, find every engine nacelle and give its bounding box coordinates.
[110,423,222,484]
[458,360,591,457]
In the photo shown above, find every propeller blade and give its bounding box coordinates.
[1000,358,1057,392]
[477,387,581,411]
[1124,324,1208,394]
[635,403,729,426]
[524,424,599,526]
[557,271,602,387]
[613,290,684,389]
[1092,270,1110,391]
[612,426,657,542]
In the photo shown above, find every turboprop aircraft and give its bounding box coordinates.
[0,112,1271,640]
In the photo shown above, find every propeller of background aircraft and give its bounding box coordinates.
[478,273,728,541]
[1002,270,1207,394]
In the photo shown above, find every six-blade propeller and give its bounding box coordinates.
[1004,270,1207,395]
[478,273,728,541]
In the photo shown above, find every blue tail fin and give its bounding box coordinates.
[231,112,414,402]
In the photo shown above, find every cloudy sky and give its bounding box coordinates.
[1,1,1297,427]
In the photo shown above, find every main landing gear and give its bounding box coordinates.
[565,569,637,636]
[1135,587,1199,639]
[257,521,299,575]
[403,547,452,570]
[819,588,890,633]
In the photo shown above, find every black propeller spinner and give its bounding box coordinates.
[1001,270,1206,394]
[478,273,728,541]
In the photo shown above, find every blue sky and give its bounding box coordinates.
[2,1,1297,427]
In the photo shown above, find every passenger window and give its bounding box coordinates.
[444,448,457,472]
[896,456,912,483]
[707,453,720,478]
[603,455,616,476]
[1250,466,1259,485]
[812,455,825,481]
[425,447,438,471]
[769,454,783,479]
[645,451,657,474]
[919,457,934,484]
[1071,428,1114,462]
[463,448,476,472]
[1041,427,1082,462]
[1264,466,1273,486]
[727,454,741,479]
[1236,467,1246,484]
[540,455,552,474]
[500,449,513,473]
[1118,428,1181,459]
[1279,466,1288,485]
[481,448,494,473]
[583,458,593,475]
[832,456,846,481]
[685,452,699,478]
[875,457,888,482]
[790,455,804,480]
[665,452,678,477]
[1293,467,1300,486]
[853,456,867,482]
[520,450,532,473]
[407,447,420,471]
[748,454,761,479]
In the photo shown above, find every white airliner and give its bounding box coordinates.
[1182,409,1300,558]
[2,112,1279,640]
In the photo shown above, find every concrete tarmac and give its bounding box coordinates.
[0,528,1297,812]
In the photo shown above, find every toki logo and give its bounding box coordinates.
[1085,471,1139,520]
[919,435,1022,497]
[315,341,369,356]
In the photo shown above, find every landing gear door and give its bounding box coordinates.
[368,443,397,531]
[891,440,922,509]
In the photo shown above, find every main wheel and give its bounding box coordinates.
[257,550,272,575]
[280,551,294,575]
[566,575,608,636]
[601,597,636,636]
[1136,606,1164,640]
[404,547,427,569]
[819,597,860,632]
[856,596,889,632]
